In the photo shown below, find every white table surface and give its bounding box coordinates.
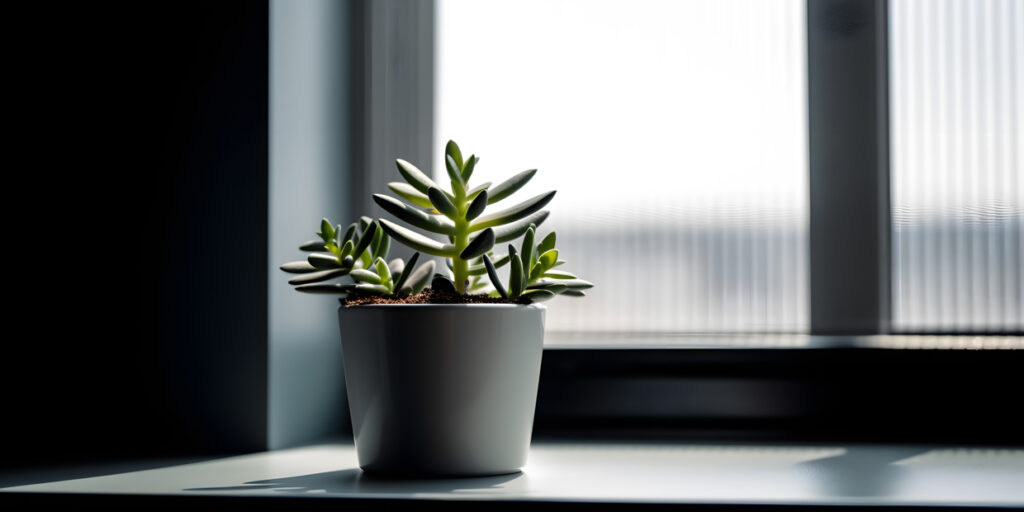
[4,441,1023,507]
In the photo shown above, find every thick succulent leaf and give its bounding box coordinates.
[388,182,434,209]
[445,155,465,193]
[391,252,418,292]
[319,218,335,241]
[560,290,587,297]
[288,268,349,285]
[532,249,559,280]
[396,158,438,194]
[369,224,384,257]
[339,239,356,259]
[461,155,478,183]
[299,240,325,252]
[295,283,356,294]
[466,181,491,200]
[374,257,392,284]
[341,223,358,244]
[359,216,373,231]
[551,278,593,290]
[428,187,458,219]
[373,194,456,235]
[538,231,556,254]
[465,190,488,221]
[431,273,457,294]
[350,269,382,284]
[488,169,537,204]
[445,140,464,171]
[460,227,495,260]
[520,225,536,278]
[388,257,406,276]
[355,283,391,295]
[491,210,550,243]
[525,281,569,295]
[280,261,318,273]
[467,252,509,275]
[520,289,556,303]
[483,254,508,299]
[352,220,378,259]
[543,270,577,279]
[399,259,435,295]
[470,191,556,231]
[379,219,457,257]
[374,232,390,259]
[308,253,341,269]
[342,255,354,267]
[509,245,524,299]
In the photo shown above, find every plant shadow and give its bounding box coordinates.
[798,445,928,498]
[185,468,526,496]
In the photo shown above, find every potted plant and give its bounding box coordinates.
[280,140,591,476]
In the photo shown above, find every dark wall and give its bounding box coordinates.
[4,2,269,466]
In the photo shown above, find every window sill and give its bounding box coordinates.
[3,441,1022,509]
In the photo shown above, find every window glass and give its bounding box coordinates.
[436,0,808,333]
[890,0,1023,332]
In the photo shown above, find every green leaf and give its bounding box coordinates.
[488,169,537,204]
[537,232,556,254]
[373,194,456,235]
[388,257,405,276]
[445,155,465,194]
[351,220,378,261]
[466,181,491,201]
[374,231,390,260]
[431,273,457,294]
[280,261,318,273]
[396,159,439,194]
[288,268,350,285]
[461,155,478,183]
[400,259,435,294]
[509,245,524,299]
[470,191,556,231]
[342,255,354,267]
[552,259,567,267]
[341,223,358,244]
[560,290,586,297]
[350,269,382,284]
[319,218,335,241]
[483,254,508,299]
[520,225,536,279]
[552,278,593,290]
[299,240,325,252]
[466,253,509,275]
[460,228,495,260]
[374,257,392,285]
[526,281,569,295]
[520,289,556,303]
[391,252,419,293]
[428,187,459,219]
[543,270,577,279]
[326,242,341,257]
[531,249,558,280]
[387,182,434,209]
[465,190,488,221]
[308,253,341,269]
[445,140,464,171]
[379,219,457,257]
[354,283,391,295]
[295,283,356,294]
[339,239,356,259]
[492,210,550,243]
[359,216,373,231]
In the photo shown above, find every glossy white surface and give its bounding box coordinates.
[4,442,1023,507]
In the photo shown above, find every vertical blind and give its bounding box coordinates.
[890,0,1023,332]
[436,0,808,333]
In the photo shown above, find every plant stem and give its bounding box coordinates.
[453,219,468,294]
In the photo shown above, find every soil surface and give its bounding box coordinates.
[340,288,516,306]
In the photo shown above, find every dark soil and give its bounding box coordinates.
[340,288,515,306]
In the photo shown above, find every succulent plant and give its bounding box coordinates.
[373,140,557,294]
[280,216,435,297]
[482,224,593,302]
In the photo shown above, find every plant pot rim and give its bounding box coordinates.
[338,303,546,310]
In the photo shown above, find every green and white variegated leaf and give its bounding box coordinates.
[388,257,405,277]
[470,191,556,231]
[280,261,318,273]
[295,283,356,294]
[490,210,550,243]
[373,194,456,235]
[532,278,593,290]
[399,259,435,295]
[488,169,537,204]
[379,219,457,257]
[374,257,392,285]
[355,283,391,295]
[299,240,325,252]
[288,268,350,286]
[543,270,577,279]
[395,159,438,194]
[525,281,569,295]
[387,182,434,209]
[350,269,383,284]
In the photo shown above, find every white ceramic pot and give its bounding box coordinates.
[338,303,545,476]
